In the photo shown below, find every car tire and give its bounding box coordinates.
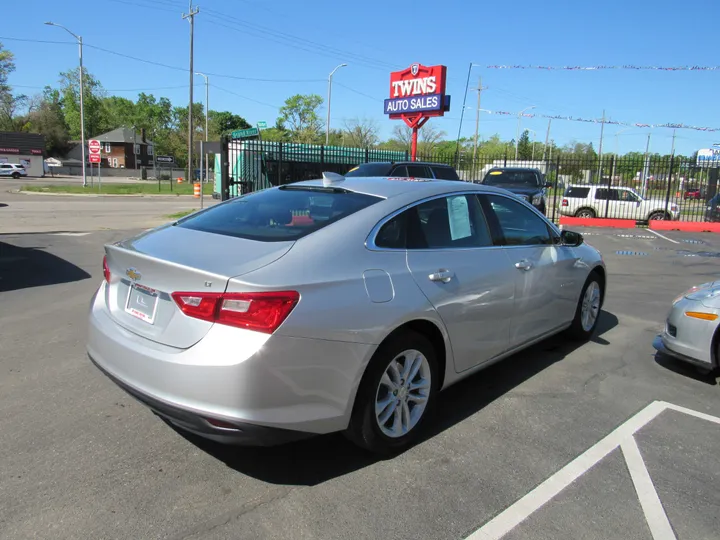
[11,172,20,179]
[575,208,596,219]
[345,331,438,455]
[648,211,670,221]
[565,271,603,341]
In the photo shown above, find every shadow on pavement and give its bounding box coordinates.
[0,241,91,292]
[175,311,619,486]
[654,353,719,386]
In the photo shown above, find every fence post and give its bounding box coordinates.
[278,142,284,186]
[321,144,325,170]
[220,135,229,200]
[366,148,370,163]
[663,155,675,217]
[404,150,409,161]
[551,156,561,224]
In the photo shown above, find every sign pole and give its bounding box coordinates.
[98,157,102,192]
[200,140,204,210]
[411,127,419,161]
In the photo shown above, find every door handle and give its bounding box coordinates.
[515,260,534,271]
[428,269,454,283]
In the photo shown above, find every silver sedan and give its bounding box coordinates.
[87,173,606,454]
[654,281,720,376]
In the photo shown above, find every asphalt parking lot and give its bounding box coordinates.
[1,222,719,540]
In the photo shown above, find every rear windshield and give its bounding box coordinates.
[483,170,539,186]
[432,166,460,180]
[177,186,382,242]
[345,163,392,177]
[564,186,591,198]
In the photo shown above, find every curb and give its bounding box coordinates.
[649,221,720,233]
[16,190,198,198]
[559,216,637,229]
[559,215,720,233]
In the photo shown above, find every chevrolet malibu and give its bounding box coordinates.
[88,173,606,454]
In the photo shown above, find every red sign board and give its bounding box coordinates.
[88,139,101,154]
[89,154,101,164]
[0,147,20,154]
[384,63,451,161]
[30,149,43,155]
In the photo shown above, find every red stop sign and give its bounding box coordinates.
[88,139,101,154]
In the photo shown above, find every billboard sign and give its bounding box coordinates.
[697,148,720,167]
[384,63,449,121]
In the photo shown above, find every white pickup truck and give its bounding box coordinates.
[559,185,680,221]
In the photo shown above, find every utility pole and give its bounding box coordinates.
[596,110,606,183]
[195,72,209,182]
[642,132,651,195]
[542,119,552,161]
[670,128,676,156]
[182,2,200,185]
[472,76,486,163]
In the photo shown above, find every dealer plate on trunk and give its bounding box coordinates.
[125,283,159,324]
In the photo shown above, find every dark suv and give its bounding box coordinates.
[480,167,552,215]
[345,161,461,181]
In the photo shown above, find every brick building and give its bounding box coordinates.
[66,127,154,169]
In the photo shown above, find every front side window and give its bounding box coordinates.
[405,164,431,178]
[483,194,552,246]
[432,166,459,180]
[595,188,622,201]
[179,186,382,242]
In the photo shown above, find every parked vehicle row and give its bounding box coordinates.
[88,172,606,454]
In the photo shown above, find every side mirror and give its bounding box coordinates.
[545,181,553,189]
[561,230,584,247]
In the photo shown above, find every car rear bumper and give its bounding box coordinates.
[87,283,376,444]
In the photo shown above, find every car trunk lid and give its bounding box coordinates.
[103,225,294,349]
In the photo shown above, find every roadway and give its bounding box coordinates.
[1,200,719,539]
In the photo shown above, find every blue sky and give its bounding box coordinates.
[3,0,719,156]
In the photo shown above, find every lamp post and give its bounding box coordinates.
[45,22,86,187]
[614,128,631,156]
[515,106,536,160]
[326,63,347,145]
[195,72,209,182]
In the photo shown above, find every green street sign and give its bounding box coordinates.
[231,127,259,139]
[257,121,268,129]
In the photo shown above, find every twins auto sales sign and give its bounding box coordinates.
[384,63,450,120]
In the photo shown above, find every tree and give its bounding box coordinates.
[517,130,532,160]
[278,94,323,143]
[342,117,379,148]
[208,110,250,139]
[58,67,106,138]
[25,87,70,156]
[102,96,136,130]
[0,42,27,131]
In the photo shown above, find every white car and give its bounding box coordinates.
[559,185,680,221]
[0,163,28,179]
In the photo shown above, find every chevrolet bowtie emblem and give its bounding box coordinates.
[126,268,141,281]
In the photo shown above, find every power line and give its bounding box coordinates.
[0,36,73,45]
[210,83,281,110]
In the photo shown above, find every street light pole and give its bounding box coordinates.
[195,72,209,182]
[326,63,347,145]
[515,106,535,160]
[45,22,86,187]
[182,2,200,185]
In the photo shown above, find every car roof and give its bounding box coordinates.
[487,167,541,172]
[288,176,506,199]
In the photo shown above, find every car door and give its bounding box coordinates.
[402,193,515,372]
[613,188,642,219]
[479,193,581,347]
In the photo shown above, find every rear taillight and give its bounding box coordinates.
[103,256,111,283]
[562,198,568,207]
[171,291,299,334]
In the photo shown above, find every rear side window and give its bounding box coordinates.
[178,187,382,242]
[345,163,392,177]
[431,166,460,180]
[564,186,590,198]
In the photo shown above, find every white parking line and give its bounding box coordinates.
[621,437,676,540]
[49,232,91,237]
[647,230,680,244]
[464,401,720,540]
